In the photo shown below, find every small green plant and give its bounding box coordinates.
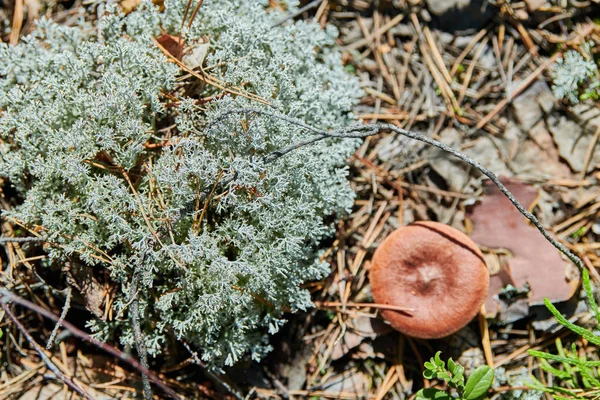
[417,351,494,400]
[527,269,600,399]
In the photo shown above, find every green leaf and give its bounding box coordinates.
[415,388,452,400]
[424,361,436,371]
[555,338,573,377]
[529,349,600,367]
[423,369,435,379]
[579,364,600,388]
[543,298,600,346]
[524,375,551,392]
[452,372,465,388]
[448,358,457,374]
[539,359,572,380]
[434,351,445,368]
[463,366,494,400]
[438,372,451,381]
[582,269,600,326]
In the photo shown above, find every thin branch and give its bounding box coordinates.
[210,107,585,274]
[0,236,46,244]
[181,341,244,400]
[46,287,72,349]
[130,263,153,400]
[0,288,181,400]
[0,301,94,400]
[210,107,326,135]
[187,0,205,30]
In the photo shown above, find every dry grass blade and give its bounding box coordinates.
[187,0,205,29]
[458,37,489,105]
[9,0,24,45]
[120,169,187,270]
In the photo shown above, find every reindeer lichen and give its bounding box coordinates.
[0,0,361,366]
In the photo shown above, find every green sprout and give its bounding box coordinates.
[527,269,600,399]
[417,351,494,400]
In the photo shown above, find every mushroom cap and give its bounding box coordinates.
[370,221,489,339]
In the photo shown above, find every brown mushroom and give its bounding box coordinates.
[370,221,489,339]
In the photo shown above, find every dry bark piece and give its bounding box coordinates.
[467,178,580,318]
[370,221,489,339]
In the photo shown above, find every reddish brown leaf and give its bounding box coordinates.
[467,177,579,318]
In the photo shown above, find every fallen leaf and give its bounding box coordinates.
[181,39,210,70]
[466,177,579,320]
[156,33,185,60]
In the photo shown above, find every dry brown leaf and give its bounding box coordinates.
[156,33,185,60]
[467,177,579,319]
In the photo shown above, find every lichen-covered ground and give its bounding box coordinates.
[1,0,599,399]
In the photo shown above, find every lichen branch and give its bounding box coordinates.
[46,287,72,349]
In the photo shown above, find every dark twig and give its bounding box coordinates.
[0,301,94,400]
[210,107,586,274]
[130,264,153,400]
[181,341,244,400]
[0,236,46,244]
[210,107,326,135]
[46,287,72,349]
[271,0,324,27]
[0,288,181,400]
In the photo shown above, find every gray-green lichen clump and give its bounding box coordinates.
[0,0,362,366]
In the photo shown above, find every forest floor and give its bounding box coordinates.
[1,0,600,399]
[250,2,600,400]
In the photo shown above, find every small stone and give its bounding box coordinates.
[512,81,554,131]
[454,34,476,49]
[426,0,471,17]
[438,31,455,45]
